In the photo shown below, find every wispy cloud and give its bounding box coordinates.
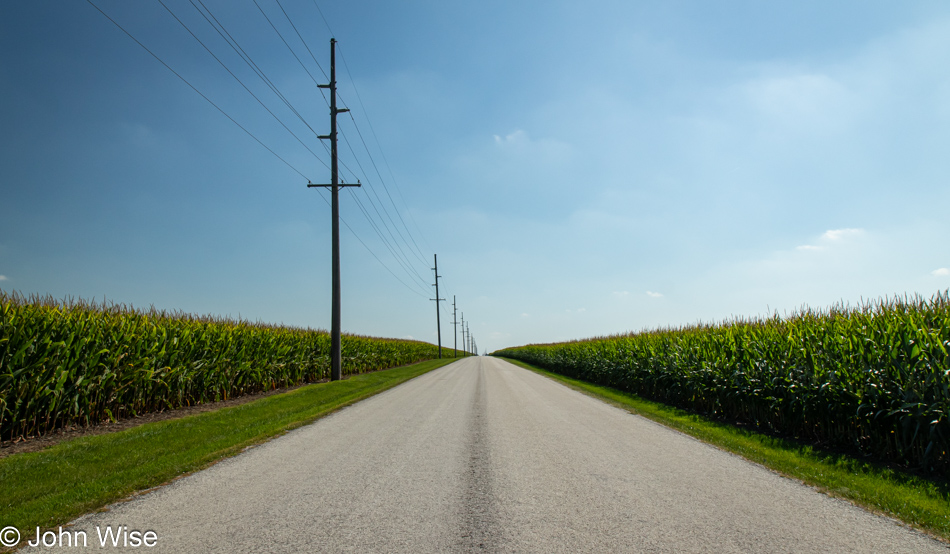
[796,228,865,251]
[0,275,7,281]
[646,291,663,298]
[822,228,864,241]
[493,129,527,144]
[520,312,530,318]
[613,291,630,297]
[933,268,950,277]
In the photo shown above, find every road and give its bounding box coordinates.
[44,357,945,552]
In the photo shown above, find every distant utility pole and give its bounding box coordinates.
[431,254,444,358]
[460,312,466,357]
[452,296,458,358]
[307,38,360,381]
[466,322,471,356]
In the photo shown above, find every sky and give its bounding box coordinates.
[2,1,950,354]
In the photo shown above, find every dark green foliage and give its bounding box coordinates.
[495,292,950,474]
[0,291,441,441]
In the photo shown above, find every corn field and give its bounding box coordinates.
[0,291,442,441]
[494,292,950,473]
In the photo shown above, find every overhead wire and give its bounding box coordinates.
[176,0,423,299]
[247,0,435,299]
[338,129,430,283]
[342,110,428,265]
[86,0,310,181]
[156,0,328,170]
[252,0,323,91]
[337,45,432,263]
[346,189,432,297]
[90,0,428,301]
[262,0,437,294]
[106,0,448,308]
[274,0,328,80]
[190,0,325,153]
[297,1,433,266]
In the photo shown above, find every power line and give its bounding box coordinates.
[346,189,432,296]
[189,0,326,155]
[343,110,428,265]
[274,0,328,80]
[92,1,425,304]
[97,1,441,310]
[339,129,430,277]
[156,0,327,169]
[311,0,334,37]
[337,52,431,263]
[268,1,432,278]
[297,4,433,266]
[243,2,433,299]
[252,0,322,89]
[336,43,435,257]
[86,0,310,181]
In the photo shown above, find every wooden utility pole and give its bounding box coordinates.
[308,38,360,381]
[460,312,465,357]
[452,295,458,358]
[431,254,444,358]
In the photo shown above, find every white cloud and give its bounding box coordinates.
[933,268,950,276]
[494,129,527,144]
[822,228,864,241]
[613,290,630,297]
[796,228,865,251]
[0,275,6,281]
[646,291,663,298]
[520,312,530,318]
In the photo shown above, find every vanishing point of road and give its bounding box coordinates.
[56,357,946,552]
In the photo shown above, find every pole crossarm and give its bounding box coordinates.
[307,181,361,188]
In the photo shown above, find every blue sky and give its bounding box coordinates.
[2,1,950,354]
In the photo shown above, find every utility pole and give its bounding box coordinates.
[307,38,359,381]
[460,312,465,357]
[451,296,458,358]
[465,322,471,355]
[431,254,444,358]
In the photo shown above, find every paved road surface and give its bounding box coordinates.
[43,357,946,552]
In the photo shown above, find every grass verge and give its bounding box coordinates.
[500,357,950,542]
[0,358,457,537]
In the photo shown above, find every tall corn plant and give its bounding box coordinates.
[495,292,950,473]
[0,291,441,441]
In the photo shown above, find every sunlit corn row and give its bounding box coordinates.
[0,291,441,441]
[495,292,950,473]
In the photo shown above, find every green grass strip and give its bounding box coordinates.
[500,357,950,542]
[0,358,456,535]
